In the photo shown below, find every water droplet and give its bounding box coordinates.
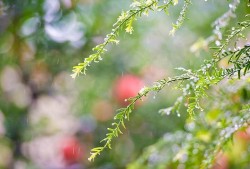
[159,107,172,115]
[215,40,221,46]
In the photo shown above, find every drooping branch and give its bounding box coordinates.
[71,0,191,78]
[88,44,250,161]
[88,74,190,161]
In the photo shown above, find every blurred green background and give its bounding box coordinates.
[0,0,249,169]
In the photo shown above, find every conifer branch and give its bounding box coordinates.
[214,20,250,56]
[170,0,191,35]
[71,0,158,78]
[190,0,241,53]
[127,105,250,169]
[211,0,240,40]
[186,45,250,116]
[88,74,190,161]
[75,0,250,164]
[89,44,250,161]
[71,0,191,78]
[201,105,250,169]
[127,131,191,168]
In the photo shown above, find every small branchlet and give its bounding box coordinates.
[170,0,191,35]
[187,45,250,117]
[201,105,250,169]
[213,20,250,57]
[190,0,241,53]
[71,0,158,78]
[88,74,190,161]
[71,0,191,78]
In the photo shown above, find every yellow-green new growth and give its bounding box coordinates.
[71,0,158,79]
[71,0,190,78]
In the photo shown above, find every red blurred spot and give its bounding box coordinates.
[113,74,144,106]
[213,153,229,169]
[61,138,83,164]
[234,129,250,141]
